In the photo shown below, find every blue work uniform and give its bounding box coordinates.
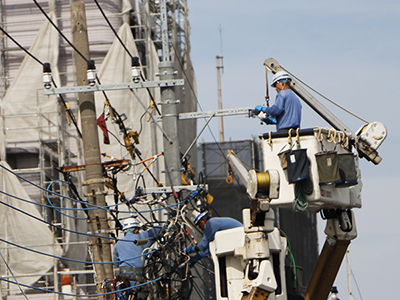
[114,227,160,295]
[114,228,158,268]
[264,89,302,130]
[197,217,243,258]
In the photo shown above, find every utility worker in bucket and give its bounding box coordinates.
[114,217,159,300]
[184,210,243,266]
[254,70,302,132]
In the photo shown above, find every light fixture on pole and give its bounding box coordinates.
[331,286,339,300]
[131,56,141,83]
[87,59,96,86]
[43,62,52,89]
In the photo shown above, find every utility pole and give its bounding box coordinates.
[159,0,181,187]
[70,2,113,298]
[216,55,224,142]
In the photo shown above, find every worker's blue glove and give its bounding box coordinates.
[182,246,196,254]
[262,116,277,125]
[189,253,203,267]
[254,105,267,114]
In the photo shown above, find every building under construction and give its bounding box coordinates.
[0,0,198,297]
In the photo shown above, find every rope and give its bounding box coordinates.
[280,65,368,123]
[293,178,313,212]
[279,229,297,289]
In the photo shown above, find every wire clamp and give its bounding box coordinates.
[84,190,109,197]
[158,99,180,105]
[161,167,185,173]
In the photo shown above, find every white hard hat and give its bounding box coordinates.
[122,217,140,231]
[192,210,209,225]
[271,70,291,87]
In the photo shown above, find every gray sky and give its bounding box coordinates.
[188,1,400,299]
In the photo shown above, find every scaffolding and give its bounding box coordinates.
[0,0,195,298]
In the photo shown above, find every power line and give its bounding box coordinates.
[0,186,186,219]
[0,150,167,213]
[0,25,82,138]
[92,0,162,116]
[351,269,364,300]
[280,65,368,124]
[0,236,153,265]
[0,250,29,300]
[1,276,162,298]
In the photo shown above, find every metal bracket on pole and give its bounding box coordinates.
[181,113,215,162]
[43,79,184,95]
[158,99,181,105]
[140,185,208,194]
[161,167,185,173]
[153,107,254,122]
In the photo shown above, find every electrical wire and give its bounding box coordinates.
[0,162,178,214]
[46,179,88,220]
[0,276,162,298]
[192,280,207,300]
[0,250,29,300]
[0,25,82,138]
[0,196,119,242]
[0,176,188,243]
[22,5,224,298]
[1,184,186,218]
[280,65,368,124]
[192,265,216,300]
[169,39,250,200]
[0,236,153,265]
[92,0,162,116]
[32,0,120,139]
[351,269,364,300]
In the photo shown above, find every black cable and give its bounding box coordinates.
[0,25,82,138]
[351,269,364,300]
[138,110,147,136]
[34,1,163,186]
[64,172,90,218]
[93,0,162,116]
[33,0,87,61]
[33,0,116,121]
[169,40,234,173]
[0,26,41,65]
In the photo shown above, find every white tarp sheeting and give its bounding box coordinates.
[1,7,60,143]
[95,0,164,198]
[0,162,63,292]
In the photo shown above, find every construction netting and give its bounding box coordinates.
[0,161,63,291]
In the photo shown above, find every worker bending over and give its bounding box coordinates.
[254,70,302,131]
[114,217,159,300]
[185,211,243,266]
